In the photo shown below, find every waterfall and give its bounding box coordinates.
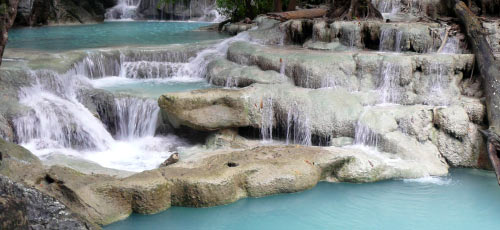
[394,31,403,52]
[14,71,114,150]
[379,28,403,52]
[120,61,184,79]
[224,77,239,88]
[425,63,450,106]
[71,50,191,79]
[440,37,460,54]
[280,59,286,76]
[354,121,379,147]
[261,97,274,142]
[105,0,142,20]
[284,105,312,146]
[115,97,160,140]
[378,62,402,104]
[175,31,251,78]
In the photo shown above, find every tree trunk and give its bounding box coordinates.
[245,0,254,19]
[451,0,500,185]
[0,0,19,66]
[287,0,297,11]
[274,0,282,12]
[329,0,383,20]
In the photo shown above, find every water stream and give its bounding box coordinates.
[8,21,234,172]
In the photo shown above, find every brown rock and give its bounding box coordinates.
[160,153,179,167]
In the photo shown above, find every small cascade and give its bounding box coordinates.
[280,59,286,76]
[175,31,251,79]
[394,31,403,52]
[224,77,239,88]
[105,0,142,20]
[284,105,312,146]
[14,71,114,150]
[115,97,160,140]
[71,50,191,79]
[120,61,183,79]
[378,62,402,104]
[376,0,401,13]
[440,36,460,54]
[198,8,225,22]
[155,0,225,22]
[260,97,274,142]
[354,121,379,147]
[379,28,403,52]
[425,63,450,106]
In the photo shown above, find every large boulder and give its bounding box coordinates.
[158,83,364,139]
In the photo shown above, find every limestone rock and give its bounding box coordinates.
[206,58,292,87]
[435,105,470,138]
[434,124,487,167]
[158,84,364,138]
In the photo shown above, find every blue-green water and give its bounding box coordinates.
[92,77,213,98]
[7,21,227,51]
[106,169,500,230]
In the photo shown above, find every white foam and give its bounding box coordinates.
[403,176,452,185]
[25,135,186,172]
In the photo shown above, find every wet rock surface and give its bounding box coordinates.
[0,175,94,230]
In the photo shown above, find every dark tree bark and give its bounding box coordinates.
[287,0,297,11]
[450,0,500,185]
[328,0,383,20]
[274,0,282,12]
[245,0,254,19]
[0,0,19,66]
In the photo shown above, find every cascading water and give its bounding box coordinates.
[284,105,312,146]
[105,0,142,20]
[175,31,251,79]
[261,97,274,142]
[12,31,257,172]
[115,97,160,140]
[71,50,191,79]
[379,28,403,52]
[120,61,184,79]
[378,62,402,104]
[440,37,460,54]
[14,70,114,150]
[425,63,450,106]
[354,121,379,147]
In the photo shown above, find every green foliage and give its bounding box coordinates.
[216,0,274,21]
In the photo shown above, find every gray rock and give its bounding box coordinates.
[435,105,470,138]
[206,58,292,87]
[0,175,94,230]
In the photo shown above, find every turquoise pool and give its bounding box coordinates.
[106,169,500,230]
[7,21,227,51]
[92,77,213,98]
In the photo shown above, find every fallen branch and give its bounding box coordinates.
[267,8,328,21]
[451,0,500,185]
